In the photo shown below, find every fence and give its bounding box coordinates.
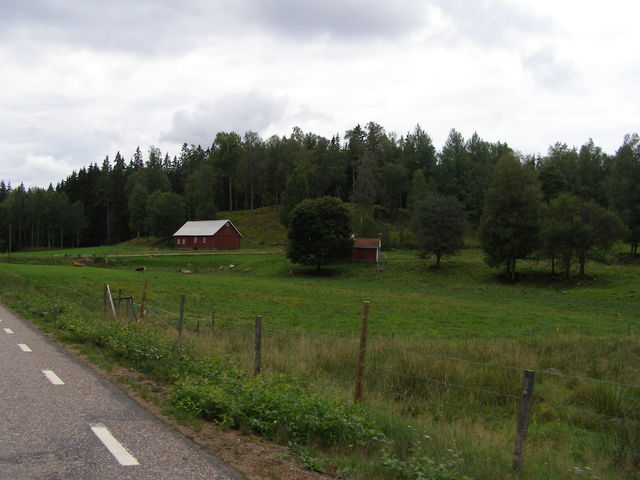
[24,279,640,473]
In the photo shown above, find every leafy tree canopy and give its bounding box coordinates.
[411,193,465,267]
[607,134,640,254]
[146,191,186,241]
[286,196,353,270]
[480,154,543,280]
[541,194,626,277]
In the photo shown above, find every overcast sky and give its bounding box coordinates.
[1,0,639,187]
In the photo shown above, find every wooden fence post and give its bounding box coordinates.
[196,319,200,333]
[513,369,535,471]
[139,280,147,322]
[104,283,117,320]
[103,283,107,319]
[116,288,123,319]
[211,311,215,330]
[254,316,262,376]
[354,301,370,404]
[128,298,137,322]
[177,294,185,343]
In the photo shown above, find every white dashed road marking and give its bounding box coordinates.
[90,424,139,466]
[18,344,32,352]
[4,328,14,334]
[42,369,64,385]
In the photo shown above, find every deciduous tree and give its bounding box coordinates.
[286,197,353,271]
[480,154,542,281]
[608,134,640,255]
[541,194,625,277]
[411,193,465,267]
[146,192,186,241]
[279,159,315,226]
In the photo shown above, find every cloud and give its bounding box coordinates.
[162,91,289,145]
[0,1,550,56]
[15,155,77,187]
[523,47,577,89]
[429,0,549,46]
[0,0,430,55]
[0,0,236,55]
[247,0,427,40]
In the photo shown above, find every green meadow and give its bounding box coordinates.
[1,246,639,479]
[5,248,638,340]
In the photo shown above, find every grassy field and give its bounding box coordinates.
[1,246,639,479]
[5,248,638,340]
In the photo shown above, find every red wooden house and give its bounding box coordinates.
[352,238,381,263]
[173,220,242,250]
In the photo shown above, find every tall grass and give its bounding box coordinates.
[1,250,640,479]
[153,309,640,479]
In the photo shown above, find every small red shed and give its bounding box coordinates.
[173,220,243,250]
[352,238,381,263]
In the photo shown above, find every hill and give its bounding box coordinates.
[219,203,413,250]
[218,206,287,249]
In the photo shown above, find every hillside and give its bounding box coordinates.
[219,203,413,250]
[218,206,287,249]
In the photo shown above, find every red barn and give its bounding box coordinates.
[173,220,242,250]
[352,238,381,263]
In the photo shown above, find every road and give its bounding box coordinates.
[0,303,245,480]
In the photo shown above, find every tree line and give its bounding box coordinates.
[0,124,638,273]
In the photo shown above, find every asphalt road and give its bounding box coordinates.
[0,303,245,480]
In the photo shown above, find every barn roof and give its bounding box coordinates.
[353,238,381,249]
[173,220,243,238]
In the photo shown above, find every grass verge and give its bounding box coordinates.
[1,247,639,479]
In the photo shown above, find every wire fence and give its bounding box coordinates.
[122,288,640,423]
[15,277,640,471]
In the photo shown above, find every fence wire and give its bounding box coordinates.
[535,399,640,427]
[539,369,640,390]
[404,396,515,424]
[392,372,520,401]
[41,279,640,394]
[12,276,640,438]
[381,346,527,373]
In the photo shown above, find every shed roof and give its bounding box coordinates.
[173,220,243,238]
[353,238,381,249]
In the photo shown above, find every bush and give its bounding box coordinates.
[171,374,386,449]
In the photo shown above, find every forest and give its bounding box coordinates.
[0,123,638,268]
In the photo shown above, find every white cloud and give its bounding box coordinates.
[19,155,77,187]
[162,92,289,145]
[0,0,429,55]
[523,47,577,90]
[429,0,549,46]
[247,0,427,40]
[0,0,232,55]
[0,0,639,187]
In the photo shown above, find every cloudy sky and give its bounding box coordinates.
[1,0,639,187]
